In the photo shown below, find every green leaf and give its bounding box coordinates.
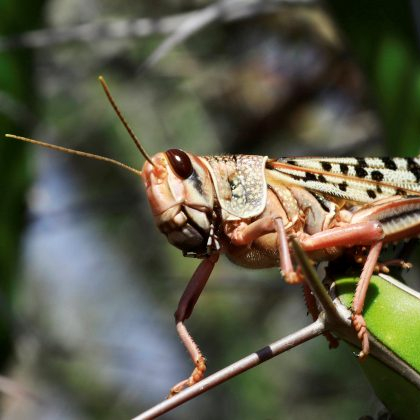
[336,275,420,417]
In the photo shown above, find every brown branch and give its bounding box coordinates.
[132,318,326,420]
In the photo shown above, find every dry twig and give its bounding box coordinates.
[132,318,325,420]
[0,0,316,52]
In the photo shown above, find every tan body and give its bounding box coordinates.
[141,152,385,271]
[223,184,340,269]
[142,152,340,266]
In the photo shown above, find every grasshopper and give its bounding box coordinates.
[6,77,420,396]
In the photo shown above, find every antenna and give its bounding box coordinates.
[98,76,155,167]
[4,134,142,177]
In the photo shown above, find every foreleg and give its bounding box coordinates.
[170,253,219,396]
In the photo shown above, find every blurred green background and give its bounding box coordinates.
[1,1,420,419]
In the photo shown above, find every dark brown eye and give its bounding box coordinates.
[166,149,193,179]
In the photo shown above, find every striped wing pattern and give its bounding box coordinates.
[268,157,420,204]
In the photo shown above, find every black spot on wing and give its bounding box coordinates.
[383,157,397,170]
[407,158,420,182]
[305,172,317,181]
[289,174,302,181]
[339,163,349,175]
[338,181,348,191]
[356,157,367,167]
[367,189,377,199]
[321,162,332,171]
[355,166,368,178]
[318,174,327,183]
[371,170,384,182]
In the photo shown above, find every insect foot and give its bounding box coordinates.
[283,270,303,284]
[378,259,413,272]
[168,357,206,397]
[351,313,369,360]
[354,256,413,274]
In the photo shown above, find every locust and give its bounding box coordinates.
[5,77,420,396]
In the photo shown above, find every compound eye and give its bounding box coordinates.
[166,149,193,179]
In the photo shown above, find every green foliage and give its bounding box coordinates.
[328,1,420,155]
[336,275,420,418]
[0,0,46,364]
[363,355,420,420]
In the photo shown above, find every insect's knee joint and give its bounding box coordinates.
[371,221,385,239]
